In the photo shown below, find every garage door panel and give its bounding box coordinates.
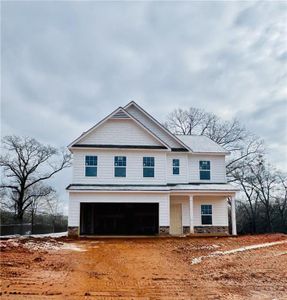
[80,203,159,235]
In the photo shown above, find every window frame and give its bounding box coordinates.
[172,159,180,175]
[143,157,155,178]
[85,155,97,177]
[199,160,211,180]
[201,204,212,225]
[114,156,127,177]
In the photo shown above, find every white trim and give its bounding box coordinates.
[70,147,169,152]
[68,190,170,194]
[68,190,237,196]
[124,101,191,151]
[191,152,229,156]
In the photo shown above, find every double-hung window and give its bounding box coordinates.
[173,159,180,175]
[199,161,211,180]
[143,157,155,177]
[201,205,212,225]
[85,156,97,176]
[114,156,126,177]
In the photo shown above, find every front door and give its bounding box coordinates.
[170,204,182,235]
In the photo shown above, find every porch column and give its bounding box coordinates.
[231,196,237,235]
[189,195,194,234]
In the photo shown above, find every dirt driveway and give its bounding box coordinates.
[1,234,287,299]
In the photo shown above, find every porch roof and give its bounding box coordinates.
[67,183,239,193]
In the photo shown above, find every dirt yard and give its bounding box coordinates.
[0,234,286,299]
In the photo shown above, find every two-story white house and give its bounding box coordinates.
[67,101,238,237]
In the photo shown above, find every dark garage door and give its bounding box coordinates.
[80,203,159,235]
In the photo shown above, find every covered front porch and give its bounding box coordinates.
[168,191,237,236]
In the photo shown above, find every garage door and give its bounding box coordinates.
[80,203,159,235]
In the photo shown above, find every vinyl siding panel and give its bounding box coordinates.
[189,155,226,183]
[126,105,183,148]
[72,149,167,185]
[78,119,163,146]
[193,196,228,226]
[68,192,170,227]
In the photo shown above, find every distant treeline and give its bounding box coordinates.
[0,210,67,236]
[236,202,287,234]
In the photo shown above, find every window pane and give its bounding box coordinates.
[114,156,126,166]
[199,160,210,170]
[143,157,154,167]
[85,167,97,176]
[201,205,212,215]
[143,167,154,177]
[200,170,210,180]
[201,215,212,225]
[173,159,180,167]
[173,167,180,175]
[115,167,126,177]
[86,156,97,166]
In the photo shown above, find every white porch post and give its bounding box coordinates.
[189,195,194,234]
[231,196,237,235]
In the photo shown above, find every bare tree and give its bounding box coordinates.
[0,135,71,231]
[27,184,55,233]
[244,158,280,232]
[273,174,287,231]
[164,107,265,179]
[232,163,260,233]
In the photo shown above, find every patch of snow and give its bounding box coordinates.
[192,240,287,265]
[192,244,220,250]
[0,232,67,239]
[23,240,86,252]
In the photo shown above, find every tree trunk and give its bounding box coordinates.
[31,210,34,234]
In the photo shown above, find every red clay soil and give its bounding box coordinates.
[0,234,287,299]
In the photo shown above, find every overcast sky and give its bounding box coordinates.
[2,1,287,214]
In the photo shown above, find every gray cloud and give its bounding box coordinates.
[2,1,287,213]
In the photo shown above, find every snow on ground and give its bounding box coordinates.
[22,240,86,252]
[191,240,287,265]
[0,231,68,239]
[0,231,87,252]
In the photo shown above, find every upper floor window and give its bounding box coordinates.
[199,160,210,180]
[114,156,126,177]
[85,156,97,176]
[143,157,154,177]
[201,204,212,225]
[173,159,180,175]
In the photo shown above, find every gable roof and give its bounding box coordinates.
[68,106,171,149]
[176,135,229,154]
[124,101,190,151]
[69,101,228,154]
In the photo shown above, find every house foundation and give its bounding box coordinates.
[68,226,79,237]
[159,226,170,235]
[194,226,229,234]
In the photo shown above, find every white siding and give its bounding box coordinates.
[78,119,163,146]
[72,150,227,185]
[193,196,228,226]
[68,192,170,227]
[73,149,167,185]
[189,155,226,183]
[166,153,189,183]
[126,105,183,148]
